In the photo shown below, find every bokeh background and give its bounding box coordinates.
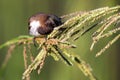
[0,0,120,80]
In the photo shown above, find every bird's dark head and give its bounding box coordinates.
[28,13,62,37]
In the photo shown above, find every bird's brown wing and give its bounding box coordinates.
[37,26,53,35]
[45,15,62,28]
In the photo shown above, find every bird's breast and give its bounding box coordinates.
[29,20,41,36]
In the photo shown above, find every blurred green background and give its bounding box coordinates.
[0,0,120,80]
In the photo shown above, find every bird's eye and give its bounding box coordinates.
[28,26,31,30]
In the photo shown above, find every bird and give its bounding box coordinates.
[28,13,62,37]
[28,13,62,45]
